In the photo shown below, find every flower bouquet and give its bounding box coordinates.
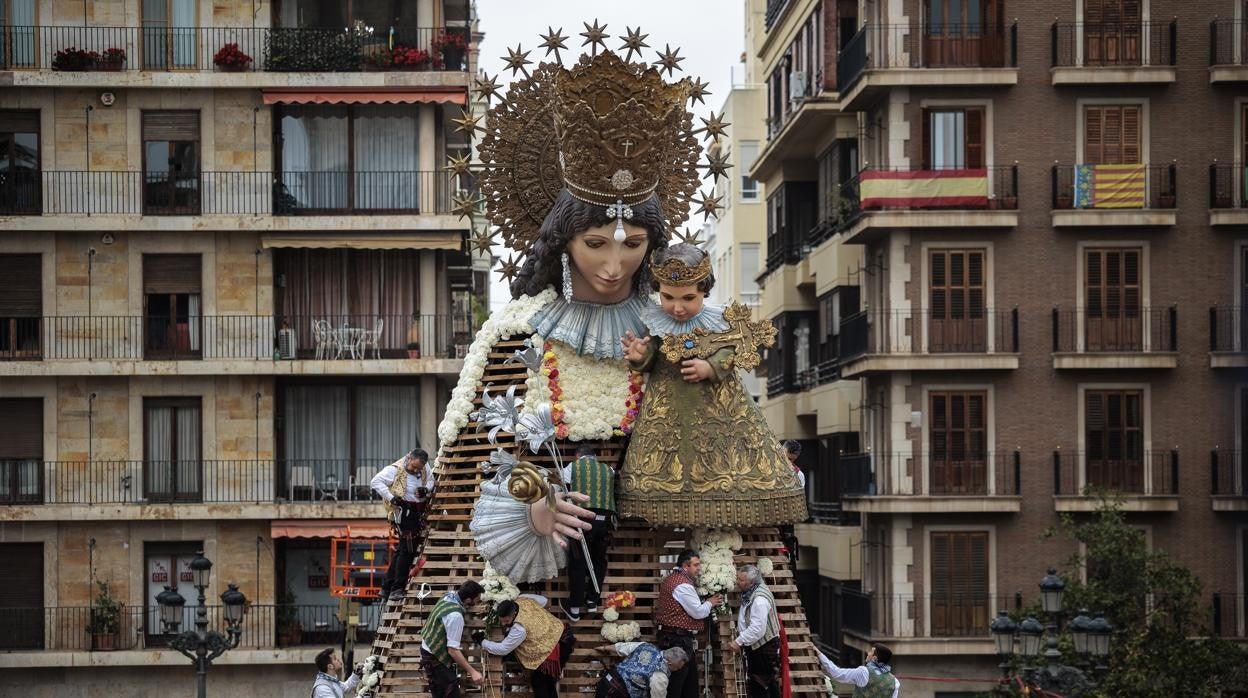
[392,45,430,69]
[691,528,742,620]
[213,43,253,71]
[600,588,640,640]
[356,654,385,697]
[479,563,519,630]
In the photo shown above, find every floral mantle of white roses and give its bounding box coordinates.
[691,528,743,619]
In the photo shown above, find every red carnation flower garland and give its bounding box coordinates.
[541,341,644,440]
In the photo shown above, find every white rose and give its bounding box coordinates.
[602,607,619,622]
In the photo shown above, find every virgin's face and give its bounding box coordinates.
[566,221,650,304]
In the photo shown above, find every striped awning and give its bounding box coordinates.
[262,89,466,105]
[261,231,463,250]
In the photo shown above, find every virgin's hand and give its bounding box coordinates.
[528,492,593,547]
[680,358,714,382]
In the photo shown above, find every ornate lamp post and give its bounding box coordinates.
[156,552,248,698]
[989,610,1019,677]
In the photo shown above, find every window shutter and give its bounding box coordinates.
[967,251,985,316]
[0,254,42,316]
[0,399,42,459]
[930,531,951,634]
[1086,250,1103,313]
[0,110,40,133]
[0,544,44,608]
[142,254,202,294]
[921,108,932,170]
[1085,107,1104,165]
[1102,106,1123,164]
[964,107,985,169]
[1086,0,1104,25]
[930,251,947,317]
[1121,106,1141,164]
[142,111,200,141]
[1123,249,1140,312]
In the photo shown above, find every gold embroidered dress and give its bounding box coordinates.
[617,304,807,527]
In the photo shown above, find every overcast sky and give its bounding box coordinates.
[474,0,747,308]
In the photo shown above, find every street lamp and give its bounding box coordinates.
[1039,568,1065,615]
[989,610,1018,677]
[1088,613,1113,668]
[1069,609,1093,657]
[156,552,248,698]
[1018,616,1045,657]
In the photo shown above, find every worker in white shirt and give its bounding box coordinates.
[726,565,781,698]
[310,647,361,698]
[471,593,576,698]
[816,643,900,698]
[371,448,435,602]
[654,549,724,698]
[592,641,688,698]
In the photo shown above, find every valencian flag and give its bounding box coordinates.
[859,168,989,210]
[1074,163,1146,208]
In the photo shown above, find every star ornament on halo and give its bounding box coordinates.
[444,153,473,178]
[673,227,705,247]
[653,44,685,76]
[469,230,495,256]
[580,19,609,53]
[503,44,532,77]
[695,189,724,221]
[687,77,711,105]
[540,26,569,62]
[498,254,523,283]
[452,193,484,221]
[474,72,503,104]
[701,150,733,181]
[619,26,650,62]
[696,110,730,142]
[451,109,481,136]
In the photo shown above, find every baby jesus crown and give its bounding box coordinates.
[649,254,711,286]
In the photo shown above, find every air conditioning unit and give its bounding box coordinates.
[789,70,808,103]
[277,328,298,359]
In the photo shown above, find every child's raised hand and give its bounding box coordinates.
[620,331,650,362]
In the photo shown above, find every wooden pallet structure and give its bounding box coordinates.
[369,337,827,695]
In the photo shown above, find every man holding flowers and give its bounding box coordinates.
[655,549,723,698]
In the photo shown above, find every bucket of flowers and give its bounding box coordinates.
[432,28,468,70]
[392,45,430,70]
[213,43,253,72]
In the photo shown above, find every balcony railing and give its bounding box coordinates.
[1050,163,1176,210]
[1209,306,1248,353]
[1212,593,1248,639]
[0,604,380,651]
[0,459,410,505]
[1051,21,1176,67]
[0,25,469,72]
[839,165,1019,224]
[1210,20,1248,66]
[1211,450,1248,497]
[837,21,1017,92]
[1209,163,1248,208]
[0,313,475,362]
[859,593,1012,639]
[0,170,461,216]
[1051,307,1177,354]
[838,451,1021,498]
[838,309,1019,362]
[1052,449,1179,495]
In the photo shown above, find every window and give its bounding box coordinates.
[0,110,39,214]
[144,542,202,644]
[929,392,987,494]
[278,105,421,212]
[1085,389,1144,491]
[924,0,1006,67]
[143,254,202,359]
[0,398,41,504]
[929,249,986,352]
[144,397,202,502]
[279,383,420,500]
[1084,0,1142,66]
[142,0,196,69]
[0,254,40,359]
[739,141,760,201]
[922,107,984,170]
[1084,105,1141,165]
[0,543,43,649]
[142,111,201,214]
[1085,247,1142,351]
[929,531,989,636]
[740,243,761,304]
[0,0,36,69]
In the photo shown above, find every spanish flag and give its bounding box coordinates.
[1074,163,1146,209]
[858,168,989,210]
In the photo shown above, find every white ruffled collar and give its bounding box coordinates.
[528,293,650,360]
[640,301,728,336]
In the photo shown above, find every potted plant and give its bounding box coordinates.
[1158,191,1176,208]
[392,45,429,70]
[432,28,468,70]
[361,47,393,70]
[99,47,126,70]
[52,47,99,71]
[213,43,253,72]
[276,583,302,646]
[406,318,421,359]
[86,581,123,651]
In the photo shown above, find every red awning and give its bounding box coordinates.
[270,520,391,539]
[262,89,466,105]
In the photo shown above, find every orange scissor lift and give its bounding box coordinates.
[330,528,401,664]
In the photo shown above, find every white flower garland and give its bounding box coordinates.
[520,337,635,441]
[479,563,520,605]
[691,528,743,597]
[600,619,641,642]
[437,289,557,447]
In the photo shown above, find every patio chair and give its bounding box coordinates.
[357,318,384,360]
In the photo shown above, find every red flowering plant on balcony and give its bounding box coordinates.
[213,43,253,70]
[100,47,127,68]
[431,29,468,53]
[392,45,430,69]
[51,47,100,71]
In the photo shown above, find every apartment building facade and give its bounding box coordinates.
[751,0,1248,694]
[0,0,479,693]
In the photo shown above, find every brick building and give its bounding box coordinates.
[0,0,480,694]
[750,0,1248,694]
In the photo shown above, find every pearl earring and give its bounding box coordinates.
[561,252,574,300]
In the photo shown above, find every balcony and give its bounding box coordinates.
[1051,307,1178,369]
[0,170,465,230]
[838,309,1020,377]
[1210,450,1248,511]
[842,591,1003,653]
[837,21,1018,110]
[838,451,1022,514]
[1050,21,1177,84]
[1208,306,1248,368]
[1051,448,1179,511]
[839,165,1019,243]
[1208,20,1248,82]
[0,25,470,87]
[0,603,378,653]
[1208,163,1248,226]
[0,313,475,375]
[1050,163,1177,227]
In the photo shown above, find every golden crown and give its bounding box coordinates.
[649,253,711,286]
[461,22,732,270]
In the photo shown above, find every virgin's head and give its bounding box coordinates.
[510,190,667,303]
